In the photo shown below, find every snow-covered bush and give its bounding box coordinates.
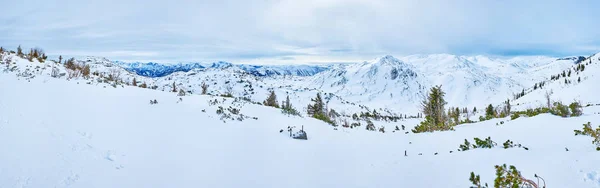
[281,95,301,117]
[51,66,60,78]
[67,69,81,79]
[574,122,600,151]
[502,140,527,150]
[510,113,520,120]
[470,164,545,188]
[458,137,529,151]
[459,139,472,151]
[178,89,186,96]
[468,172,487,188]
[550,102,570,117]
[473,137,495,148]
[366,119,375,131]
[569,102,582,117]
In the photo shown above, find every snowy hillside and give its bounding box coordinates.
[1,51,600,187]
[513,53,600,110]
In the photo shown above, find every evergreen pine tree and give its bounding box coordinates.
[171,82,177,92]
[201,82,208,95]
[17,45,23,57]
[307,93,324,117]
[485,104,495,118]
[454,107,460,125]
[520,89,525,97]
[263,91,279,108]
[307,93,333,125]
[413,85,451,132]
[421,85,447,128]
[132,77,137,86]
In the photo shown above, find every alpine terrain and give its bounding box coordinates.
[1,46,600,188]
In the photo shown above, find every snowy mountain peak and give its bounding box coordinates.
[210,61,233,69]
[370,55,407,67]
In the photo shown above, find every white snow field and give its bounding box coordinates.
[1,60,600,187]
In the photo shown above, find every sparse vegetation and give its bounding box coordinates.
[281,95,300,116]
[178,89,186,96]
[140,82,147,88]
[574,122,600,151]
[16,45,24,58]
[459,137,496,151]
[569,102,582,117]
[201,82,208,95]
[26,47,47,63]
[366,119,375,131]
[307,93,334,126]
[550,101,570,117]
[81,64,91,78]
[470,164,545,188]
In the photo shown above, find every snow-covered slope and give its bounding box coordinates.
[1,53,600,188]
[513,53,600,110]
[307,55,425,112]
[4,50,589,118]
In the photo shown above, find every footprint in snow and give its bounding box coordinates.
[105,151,116,161]
[585,171,600,186]
[105,151,126,170]
[62,172,80,187]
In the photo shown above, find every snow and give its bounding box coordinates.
[1,52,600,187]
[115,60,329,77]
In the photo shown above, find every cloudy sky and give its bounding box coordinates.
[2,0,599,64]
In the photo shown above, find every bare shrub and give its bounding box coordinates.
[65,58,77,70]
[67,69,81,79]
[108,68,122,82]
[81,64,91,78]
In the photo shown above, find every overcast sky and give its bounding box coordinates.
[2,0,599,64]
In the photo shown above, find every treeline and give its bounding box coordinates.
[0,45,48,63]
[514,57,595,100]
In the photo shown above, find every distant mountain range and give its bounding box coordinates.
[114,61,330,77]
[95,53,592,113]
